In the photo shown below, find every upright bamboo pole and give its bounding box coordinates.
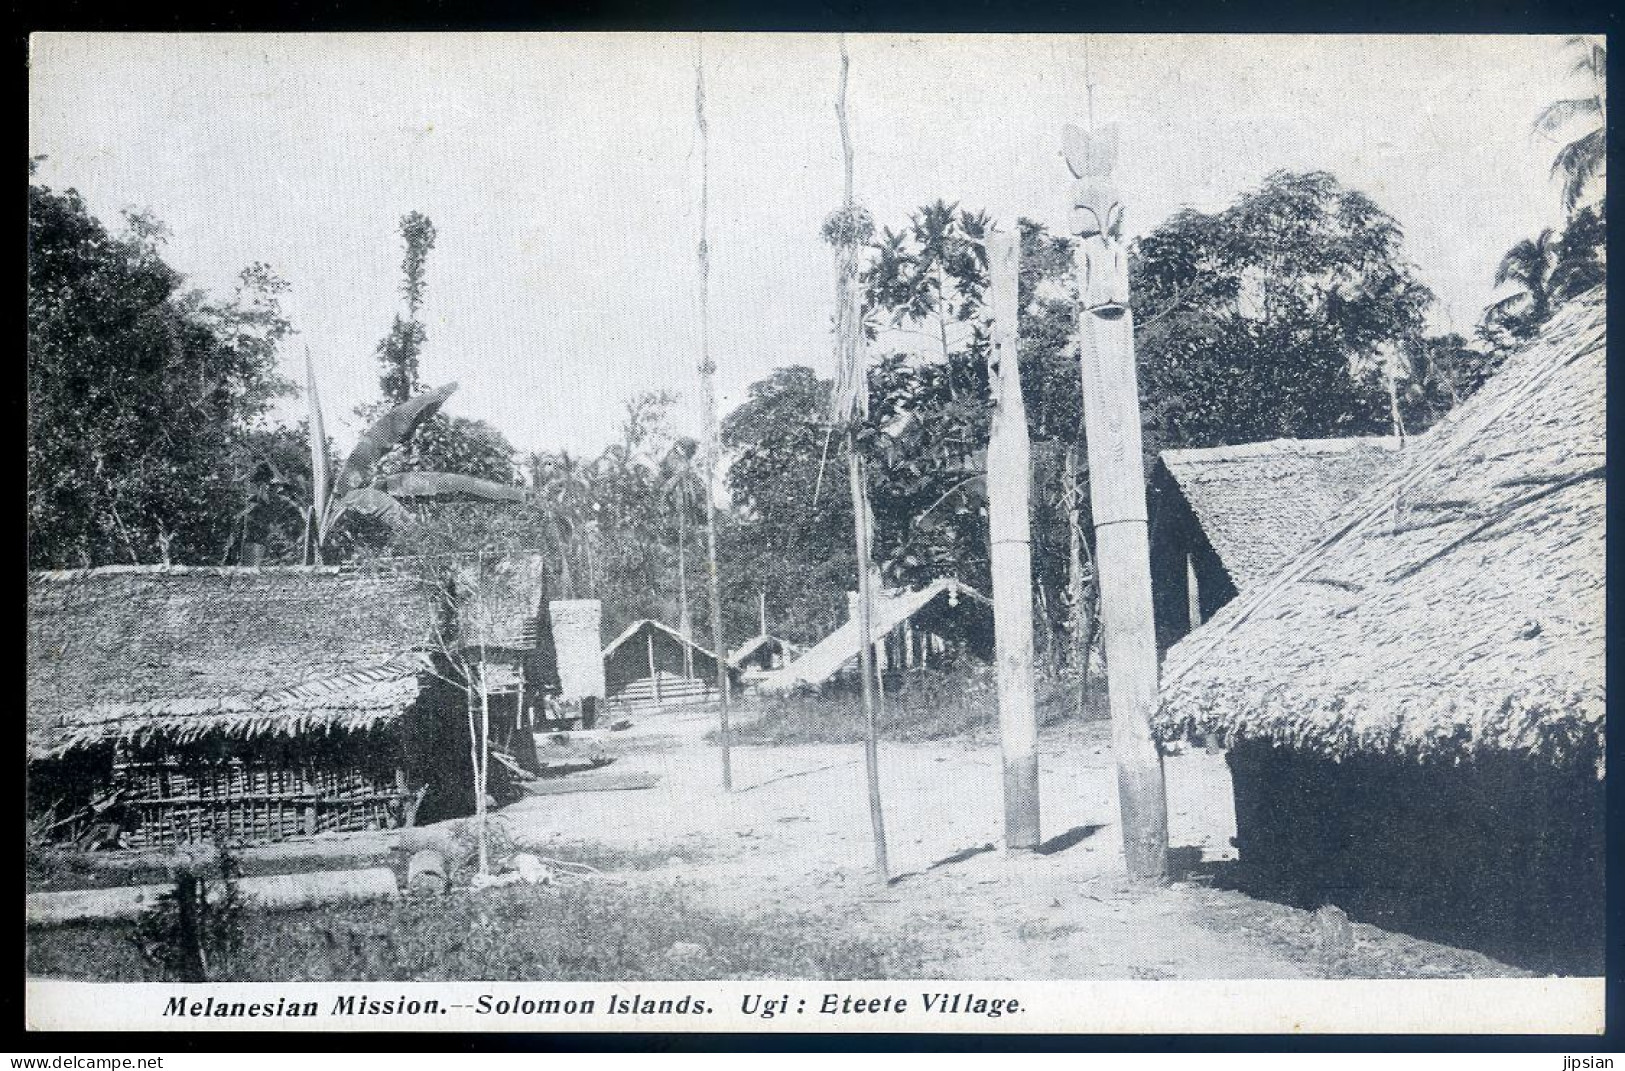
[984,228,1041,851]
[695,37,733,791]
[1063,121,1169,882]
[830,36,889,882]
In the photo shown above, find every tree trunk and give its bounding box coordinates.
[677,513,694,680]
[848,440,889,880]
[831,36,887,881]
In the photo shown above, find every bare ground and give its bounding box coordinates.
[493,703,1523,980]
[33,701,1523,981]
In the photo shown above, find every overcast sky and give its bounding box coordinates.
[29,33,1576,457]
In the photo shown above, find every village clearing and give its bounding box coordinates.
[27,703,1525,982]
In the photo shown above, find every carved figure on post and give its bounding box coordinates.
[1064,122,1129,318]
[1063,120,1169,882]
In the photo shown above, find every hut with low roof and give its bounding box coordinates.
[27,555,551,847]
[1149,435,1406,650]
[761,577,994,693]
[601,619,742,715]
[1155,292,1606,973]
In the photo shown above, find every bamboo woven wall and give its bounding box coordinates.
[113,754,407,848]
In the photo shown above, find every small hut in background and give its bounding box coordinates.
[729,634,802,693]
[1156,292,1605,974]
[1149,436,1404,650]
[601,619,741,715]
[761,577,993,693]
[27,556,552,847]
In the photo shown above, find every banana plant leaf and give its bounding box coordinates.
[375,471,528,502]
[330,487,412,531]
[332,382,458,501]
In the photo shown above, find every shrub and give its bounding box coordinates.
[723,663,1102,746]
[131,842,246,981]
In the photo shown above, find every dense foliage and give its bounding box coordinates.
[28,182,294,568]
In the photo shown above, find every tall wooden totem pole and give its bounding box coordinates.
[985,228,1041,851]
[1063,121,1169,882]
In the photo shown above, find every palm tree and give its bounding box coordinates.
[525,451,581,597]
[1490,229,1559,338]
[531,450,599,592]
[1537,36,1606,214]
[659,438,706,678]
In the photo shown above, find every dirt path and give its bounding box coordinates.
[497,707,1516,980]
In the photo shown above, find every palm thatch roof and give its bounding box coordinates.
[28,565,437,759]
[602,618,725,666]
[453,552,548,651]
[1159,435,1407,589]
[762,577,991,691]
[1157,291,1605,773]
[28,555,551,760]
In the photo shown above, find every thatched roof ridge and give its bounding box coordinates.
[1159,435,1407,589]
[1156,292,1606,772]
[602,618,725,665]
[30,564,442,758]
[763,577,990,691]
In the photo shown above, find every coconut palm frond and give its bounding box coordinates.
[1535,95,1602,135]
[1554,128,1607,211]
[1494,231,1554,287]
[304,349,333,549]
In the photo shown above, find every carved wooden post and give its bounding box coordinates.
[1064,121,1169,882]
[985,228,1041,851]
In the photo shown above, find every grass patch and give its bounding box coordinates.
[26,881,929,982]
[723,665,1105,746]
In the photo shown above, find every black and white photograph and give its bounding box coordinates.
[24,32,1606,1035]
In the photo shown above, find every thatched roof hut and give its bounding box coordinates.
[28,565,438,761]
[601,619,740,712]
[28,556,552,845]
[729,634,801,672]
[1153,292,1605,972]
[1157,436,1406,588]
[1157,291,1605,773]
[762,577,993,692]
[1150,435,1406,648]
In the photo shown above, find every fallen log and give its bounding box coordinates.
[519,771,659,796]
[26,866,400,928]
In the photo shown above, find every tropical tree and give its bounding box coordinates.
[1488,228,1561,339]
[721,366,856,644]
[377,211,437,405]
[868,200,992,374]
[1131,170,1435,450]
[1551,204,1607,299]
[1538,36,1606,214]
[658,438,706,674]
[28,182,295,568]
